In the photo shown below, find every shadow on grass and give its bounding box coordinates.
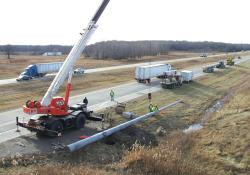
[162,81,221,101]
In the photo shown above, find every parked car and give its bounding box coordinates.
[200,53,207,58]
[203,66,214,73]
[74,67,85,75]
[16,74,32,81]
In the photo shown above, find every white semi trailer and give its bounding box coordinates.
[135,64,172,83]
[36,62,63,75]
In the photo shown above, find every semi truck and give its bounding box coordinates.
[135,64,172,83]
[216,61,226,69]
[16,62,63,81]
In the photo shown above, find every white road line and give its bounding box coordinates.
[0,128,30,143]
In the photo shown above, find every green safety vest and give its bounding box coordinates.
[110,90,114,97]
[149,104,158,112]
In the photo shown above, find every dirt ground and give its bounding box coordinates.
[1,60,250,175]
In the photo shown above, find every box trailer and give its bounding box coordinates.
[135,64,172,83]
[16,62,63,81]
[181,70,193,82]
[36,62,63,74]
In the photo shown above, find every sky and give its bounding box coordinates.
[0,0,250,45]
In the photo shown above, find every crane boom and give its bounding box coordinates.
[41,0,110,106]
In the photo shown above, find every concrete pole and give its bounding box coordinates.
[67,99,183,152]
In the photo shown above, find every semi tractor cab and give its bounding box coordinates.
[16,65,37,81]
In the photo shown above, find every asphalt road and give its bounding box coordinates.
[0,53,228,86]
[0,55,249,144]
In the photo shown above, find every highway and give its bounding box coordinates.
[0,53,228,86]
[0,55,249,144]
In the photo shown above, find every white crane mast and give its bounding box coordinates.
[41,0,110,106]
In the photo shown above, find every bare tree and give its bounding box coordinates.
[4,44,12,59]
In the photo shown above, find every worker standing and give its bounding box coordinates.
[149,103,158,112]
[110,90,115,101]
[83,97,88,105]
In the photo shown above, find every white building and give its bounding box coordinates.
[42,52,62,56]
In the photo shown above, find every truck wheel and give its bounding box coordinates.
[75,113,86,129]
[49,120,63,137]
[26,100,31,107]
[36,131,45,137]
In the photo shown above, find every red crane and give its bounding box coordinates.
[17,0,110,136]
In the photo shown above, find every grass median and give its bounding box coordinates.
[0,53,239,112]
[1,60,250,175]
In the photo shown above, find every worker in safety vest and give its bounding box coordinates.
[149,103,158,112]
[110,90,115,101]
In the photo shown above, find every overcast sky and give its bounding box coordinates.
[0,0,249,45]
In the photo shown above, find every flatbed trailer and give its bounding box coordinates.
[160,74,183,89]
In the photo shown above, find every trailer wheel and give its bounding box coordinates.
[49,120,64,137]
[75,113,86,129]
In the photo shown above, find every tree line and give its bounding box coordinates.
[0,41,249,59]
[84,41,250,59]
[0,45,72,56]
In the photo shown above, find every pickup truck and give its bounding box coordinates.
[74,68,85,75]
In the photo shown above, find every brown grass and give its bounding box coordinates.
[4,165,113,175]
[118,132,207,175]
[0,52,201,79]
[2,60,250,175]
[0,52,237,112]
[0,68,134,111]
[3,133,207,175]
[36,165,112,175]
[190,66,250,175]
